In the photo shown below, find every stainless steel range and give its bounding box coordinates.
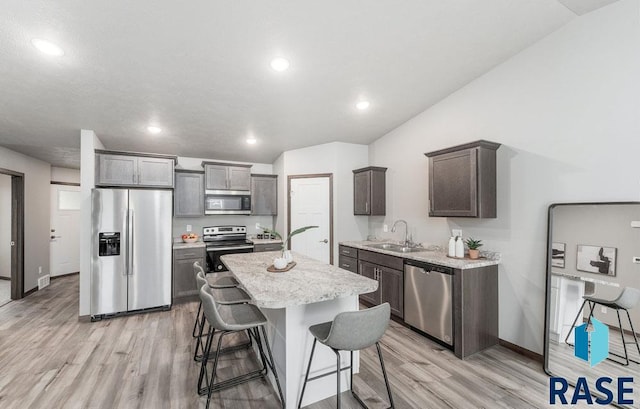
[203,225,254,272]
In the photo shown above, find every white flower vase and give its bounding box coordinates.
[283,250,293,264]
[273,257,288,270]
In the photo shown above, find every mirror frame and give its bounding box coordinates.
[543,202,640,403]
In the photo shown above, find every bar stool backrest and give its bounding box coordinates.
[193,261,205,277]
[199,284,234,332]
[615,287,640,310]
[195,270,208,290]
[323,303,390,351]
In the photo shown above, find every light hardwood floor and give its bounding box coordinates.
[0,275,576,408]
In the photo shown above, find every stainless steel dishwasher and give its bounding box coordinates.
[404,260,453,346]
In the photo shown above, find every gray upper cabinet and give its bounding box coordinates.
[203,162,252,191]
[96,151,175,188]
[138,157,175,187]
[174,171,204,217]
[425,140,500,218]
[251,174,277,216]
[96,154,138,186]
[353,166,387,216]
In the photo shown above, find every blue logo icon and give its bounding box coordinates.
[574,317,609,367]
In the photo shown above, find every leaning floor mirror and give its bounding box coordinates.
[545,202,640,407]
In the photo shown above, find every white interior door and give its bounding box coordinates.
[290,177,331,263]
[50,185,81,277]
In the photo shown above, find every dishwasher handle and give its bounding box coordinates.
[404,260,453,275]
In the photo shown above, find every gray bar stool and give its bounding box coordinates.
[193,270,253,362]
[191,261,240,339]
[565,287,640,366]
[298,303,394,409]
[197,284,285,409]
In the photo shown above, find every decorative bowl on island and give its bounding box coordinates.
[182,233,199,243]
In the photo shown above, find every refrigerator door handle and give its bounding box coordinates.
[128,209,134,275]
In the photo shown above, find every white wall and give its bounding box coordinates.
[274,142,369,261]
[0,146,51,291]
[367,0,640,354]
[0,174,11,279]
[173,156,275,237]
[51,167,80,184]
[79,130,104,316]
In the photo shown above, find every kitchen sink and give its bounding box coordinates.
[365,243,425,253]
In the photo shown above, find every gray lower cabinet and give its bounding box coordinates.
[338,255,357,273]
[425,140,500,218]
[353,167,387,216]
[251,174,277,216]
[253,242,283,252]
[96,151,175,188]
[204,163,252,191]
[356,249,404,319]
[174,171,204,217]
[173,247,205,299]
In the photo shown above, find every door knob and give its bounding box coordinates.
[319,239,328,243]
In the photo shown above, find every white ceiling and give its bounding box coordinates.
[0,0,582,168]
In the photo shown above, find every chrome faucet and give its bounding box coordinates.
[391,219,409,247]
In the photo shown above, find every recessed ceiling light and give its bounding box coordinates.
[246,137,257,145]
[31,39,64,56]
[356,101,370,111]
[147,126,162,134]
[270,57,290,72]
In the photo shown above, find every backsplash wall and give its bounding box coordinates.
[173,215,274,240]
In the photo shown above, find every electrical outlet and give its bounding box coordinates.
[633,257,640,264]
[601,306,607,314]
[255,223,261,230]
[631,221,640,228]
[383,224,388,233]
[186,224,192,232]
[38,266,42,274]
[452,229,462,238]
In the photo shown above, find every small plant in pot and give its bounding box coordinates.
[465,238,483,259]
[259,225,318,269]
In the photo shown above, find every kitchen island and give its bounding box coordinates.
[220,251,378,408]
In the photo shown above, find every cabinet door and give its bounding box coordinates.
[228,166,251,191]
[380,266,404,318]
[429,148,477,217]
[253,243,283,252]
[353,171,371,215]
[205,165,229,190]
[358,261,380,305]
[96,154,137,186]
[173,257,204,298]
[138,157,175,187]
[174,172,204,217]
[251,175,277,215]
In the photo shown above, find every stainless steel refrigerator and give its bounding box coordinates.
[91,188,172,319]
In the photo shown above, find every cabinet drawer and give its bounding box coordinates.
[253,243,283,252]
[174,248,205,260]
[339,245,358,258]
[358,249,404,271]
[338,255,357,273]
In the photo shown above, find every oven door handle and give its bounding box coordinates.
[207,245,254,251]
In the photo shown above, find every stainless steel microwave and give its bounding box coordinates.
[204,190,251,215]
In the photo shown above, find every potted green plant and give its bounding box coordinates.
[259,225,318,268]
[465,238,483,259]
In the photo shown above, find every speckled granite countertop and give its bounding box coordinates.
[220,251,378,309]
[339,241,501,270]
[249,238,283,245]
[173,241,206,250]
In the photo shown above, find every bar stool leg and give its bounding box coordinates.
[205,331,226,409]
[298,338,317,409]
[334,349,341,409]
[259,326,286,408]
[565,299,588,345]
[626,309,640,357]
[616,310,630,366]
[192,301,202,338]
[197,326,215,395]
[376,342,395,409]
[193,311,208,361]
